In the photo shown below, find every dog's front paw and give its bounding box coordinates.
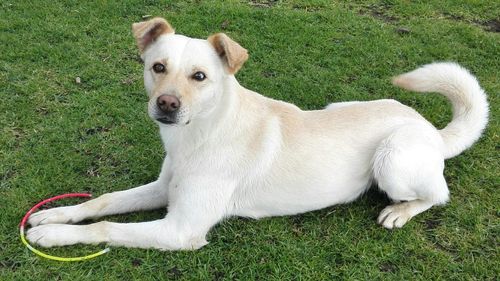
[26,224,83,247]
[28,206,79,227]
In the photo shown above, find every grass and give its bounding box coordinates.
[1,0,498,280]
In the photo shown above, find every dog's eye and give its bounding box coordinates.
[192,71,206,81]
[152,63,166,73]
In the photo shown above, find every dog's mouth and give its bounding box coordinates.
[155,117,191,125]
[156,117,176,125]
[151,109,190,126]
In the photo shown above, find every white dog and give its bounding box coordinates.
[27,18,489,250]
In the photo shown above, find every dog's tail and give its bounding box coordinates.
[392,62,489,159]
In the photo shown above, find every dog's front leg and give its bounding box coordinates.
[27,178,234,250]
[28,159,173,227]
[27,180,169,227]
[26,219,207,250]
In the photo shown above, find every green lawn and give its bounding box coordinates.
[1,1,498,280]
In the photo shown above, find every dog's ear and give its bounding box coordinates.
[207,33,248,75]
[132,17,174,53]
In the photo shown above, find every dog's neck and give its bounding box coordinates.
[158,75,245,159]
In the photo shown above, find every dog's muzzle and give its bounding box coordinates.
[155,94,180,124]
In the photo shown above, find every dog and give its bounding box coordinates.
[27,18,489,250]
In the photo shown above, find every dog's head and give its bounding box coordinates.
[132,18,248,126]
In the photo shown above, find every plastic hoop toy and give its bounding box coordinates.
[20,193,110,261]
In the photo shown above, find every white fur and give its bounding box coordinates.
[392,62,489,159]
[27,31,489,249]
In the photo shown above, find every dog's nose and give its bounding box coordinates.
[157,95,180,114]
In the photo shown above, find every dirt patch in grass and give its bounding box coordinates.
[480,19,500,32]
[424,218,442,230]
[379,261,398,273]
[357,4,398,23]
[247,0,278,9]
[443,12,499,33]
[166,266,183,280]
[85,126,111,136]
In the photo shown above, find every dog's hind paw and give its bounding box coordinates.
[377,200,436,229]
[377,204,413,229]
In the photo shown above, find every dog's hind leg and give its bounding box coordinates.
[373,124,449,229]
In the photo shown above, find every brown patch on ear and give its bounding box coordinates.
[132,17,174,53]
[207,33,248,74]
